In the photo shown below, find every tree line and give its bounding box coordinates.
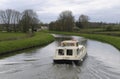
[0,9,119,32]
[49,10,120,32]
[0,9,39,33]
[49,10,89,31]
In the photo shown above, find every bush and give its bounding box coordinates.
[105,26,113,31]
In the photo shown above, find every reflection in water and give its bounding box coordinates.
[53,34,73,46]
[53,34,87,47]
[0,34,120,79]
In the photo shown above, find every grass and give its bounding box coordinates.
[78,28,105,33]
[78,28,120,36]
[94,31,120,36]
[50,31,120,51]
[0,32,28,41]
[0,32,54,54]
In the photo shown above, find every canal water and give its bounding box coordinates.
[0,34,120,79]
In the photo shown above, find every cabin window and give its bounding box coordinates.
[62,43,74,46]
[67,49,73,55]
[58,49,64,55]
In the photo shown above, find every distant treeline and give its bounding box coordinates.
[0,9,120,32]
[49,10,120,31]
[0,9,39,33]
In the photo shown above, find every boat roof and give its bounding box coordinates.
[61,40,78,43]
[56,45,83,49]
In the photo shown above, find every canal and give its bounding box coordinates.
[0,34,120,79]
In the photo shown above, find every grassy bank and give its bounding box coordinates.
[50,31,120,51]
[0,32,54,54]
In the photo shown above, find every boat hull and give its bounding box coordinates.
[53,53,87,65]
[54,60,79,64]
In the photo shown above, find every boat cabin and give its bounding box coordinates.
[56,46,83,57]
[53,40,87,63]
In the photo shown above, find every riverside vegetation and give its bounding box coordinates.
[0,32,54,55]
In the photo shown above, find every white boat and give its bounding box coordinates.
[53,40,87,64]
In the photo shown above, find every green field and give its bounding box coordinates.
[0,32,28,41]
[0,32,54,54]
[78,28,105,33]
[50,31,120,51]
[78,28,120,37]
[94,31,120,36]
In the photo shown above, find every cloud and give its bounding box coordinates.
[0,0,120,23]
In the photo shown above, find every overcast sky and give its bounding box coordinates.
[0,0,120,23]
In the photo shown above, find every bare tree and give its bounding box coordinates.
[77,14,89,28]
[20,9,39,33]
[5,9,13,32]
[0,10,7,31]
[57,10,75,31]
[31,17,39,32]
[0,9,21,32]
[29,11,39,32]
[12,10,21,32]
[0,9,39,32]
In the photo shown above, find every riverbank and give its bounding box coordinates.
[50,31,120,51]
[0,32,54,55]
